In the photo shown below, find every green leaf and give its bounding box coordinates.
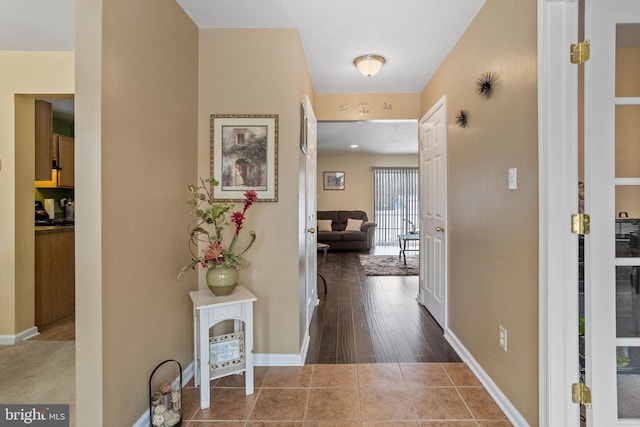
[617,351,630,368]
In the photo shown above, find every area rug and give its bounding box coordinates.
[359,254,419,276]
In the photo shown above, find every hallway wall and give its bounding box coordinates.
[420,0,539,424]
[75,0,199,424]
[197,28,314,355]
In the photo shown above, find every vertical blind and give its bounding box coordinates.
[373,167,419,244]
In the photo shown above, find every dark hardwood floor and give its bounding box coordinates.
[305,248,461,364]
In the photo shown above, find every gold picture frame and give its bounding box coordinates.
[210,114,278,202]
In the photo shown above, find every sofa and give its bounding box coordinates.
[316,210,377,251]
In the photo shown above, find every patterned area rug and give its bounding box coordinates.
[359,254,419,276]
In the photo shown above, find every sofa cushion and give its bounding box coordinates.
[317,219,333,232]
[337,210,368,224]
[340,231,366,241]
[317,211,338,230]
[317,231,343,242]
[345,218,363,231]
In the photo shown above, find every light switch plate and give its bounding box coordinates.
[499,325,508,351]
[508,168,517,190]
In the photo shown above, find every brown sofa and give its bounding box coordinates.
[316,210,377,251]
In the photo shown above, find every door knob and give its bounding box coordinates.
[435,225,445,232]
[307,227,316,233]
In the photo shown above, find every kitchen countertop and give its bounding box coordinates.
[35,226,75,234]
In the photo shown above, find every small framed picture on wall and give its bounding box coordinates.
[323,171,345,190]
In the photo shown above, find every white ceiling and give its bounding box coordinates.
[318,120,417,154]
[177,0,485,94]
[0,0,75,51]
[1,0,487,153]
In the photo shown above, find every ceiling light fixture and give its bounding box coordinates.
[353,54,386,77]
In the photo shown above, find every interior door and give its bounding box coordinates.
[584,0,640,424]
[304,96,319,329]
[418,95,447,328]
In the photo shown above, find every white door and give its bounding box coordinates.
[584,1,640,425]
[418,95,447,328]
[304,96,319,329]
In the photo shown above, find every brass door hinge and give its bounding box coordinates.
[571,40,591,64]
[571,213,590,235]
[572,382,592,408]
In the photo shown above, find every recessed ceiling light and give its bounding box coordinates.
[350,144,359,148]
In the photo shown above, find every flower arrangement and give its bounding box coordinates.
[178,177,257,280]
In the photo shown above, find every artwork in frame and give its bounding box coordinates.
[209,332,245,371]
[323,171,345,190]
[300,105,308,155]
[210,114,278,202]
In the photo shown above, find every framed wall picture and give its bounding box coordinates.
[210,114,278,202]
[323,171,345,190]
[300,104,308,155]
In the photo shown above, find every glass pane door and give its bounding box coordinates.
[614,22,640,421]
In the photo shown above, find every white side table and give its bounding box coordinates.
[189,286,257,409]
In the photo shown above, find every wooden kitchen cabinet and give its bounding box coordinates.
[34,100,52,180]
[35,228,75,328]
[35,134,75,188]
[54,134,74,188]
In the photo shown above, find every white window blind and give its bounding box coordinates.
[373,167,419,244]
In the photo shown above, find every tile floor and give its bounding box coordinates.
[180,363,513,426]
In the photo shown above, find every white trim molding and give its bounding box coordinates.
[254,330,310,367]
[0,326,39,345]
[538,0,581,426]
[446,330,529,427]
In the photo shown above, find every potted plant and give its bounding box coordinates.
[178,177,257,296]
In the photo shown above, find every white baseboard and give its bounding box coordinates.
[254,329,310,367]
[0,326,39,345]
[132,361,194,427]
[445,329,530,427]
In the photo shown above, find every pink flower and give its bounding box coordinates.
[243,190,258,210]
[231,211,245,233]
[202,241,224,263]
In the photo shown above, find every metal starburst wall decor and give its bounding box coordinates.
[455,109,469,128]
[475,72,497,99]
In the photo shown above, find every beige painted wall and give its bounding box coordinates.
[14,96,36,335]
[317,153,418,220]
[76,0,199,424]
[316,93,420,121]
[198,28,312,355]
[420,0,539,424]
[0,52,74,337]
[75,0,103,421]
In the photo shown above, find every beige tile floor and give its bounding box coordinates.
[180,363,513,426]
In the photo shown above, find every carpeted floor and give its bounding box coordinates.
[0,340,75,423]
[359,254,419,276]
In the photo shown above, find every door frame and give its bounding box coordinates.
[538,0,581,425]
